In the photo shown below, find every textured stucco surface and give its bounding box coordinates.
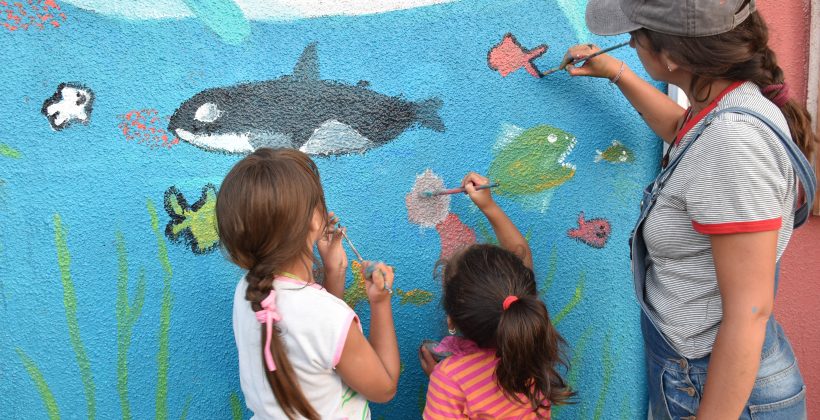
[2,1,665,419]
[758,1,811,104]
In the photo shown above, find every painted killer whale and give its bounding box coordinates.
[168,43,445,155]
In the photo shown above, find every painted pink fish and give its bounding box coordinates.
[487,33,548,78]
[567,212,611,248]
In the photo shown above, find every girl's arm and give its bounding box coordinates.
[335,263,400,403]
[565,44,687,143]
[462,172,533,269]
[696,231,778,418]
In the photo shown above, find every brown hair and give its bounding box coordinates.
[635,9,817,158]
[216,148,328,420]
[441,244,575,411]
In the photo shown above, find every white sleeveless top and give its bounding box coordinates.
[233,276,370,419]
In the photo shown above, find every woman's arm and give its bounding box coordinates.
[335,263,400,403]
[696,230,778,418]
[565,44,687,143]
[462,172,532,269]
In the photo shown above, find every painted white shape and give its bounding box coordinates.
[194,102,223,123]
[175,128,254,154]
[60,0,459,20]
[300,120,372,155]
[547,133,558,143]
[46,86,91,127]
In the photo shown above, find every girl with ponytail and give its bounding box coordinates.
[567,1,816,418]
[216,148,400,419]
[419,172,574,419]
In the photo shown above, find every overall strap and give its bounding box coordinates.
[719,107,817,228]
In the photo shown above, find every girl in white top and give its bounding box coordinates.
[216,148,400,420]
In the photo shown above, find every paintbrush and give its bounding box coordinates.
[338,226,393,294]
[419,182,500,198]
[540,41,630,76]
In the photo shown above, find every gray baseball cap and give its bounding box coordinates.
[586,0,756,37]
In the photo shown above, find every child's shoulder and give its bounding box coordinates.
[434,337,495,374]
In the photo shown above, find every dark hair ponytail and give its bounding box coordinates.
[217,148,327,420]
[496,295,574,410]
[637,10,817,157]
[442,245,575,411]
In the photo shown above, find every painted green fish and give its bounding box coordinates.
[164,184,219,254]
[343,261,368,310]
[595,140,634,164]
[489,125,576,195]
[395,288,433,306]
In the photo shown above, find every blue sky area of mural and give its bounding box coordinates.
[0,0,662,418]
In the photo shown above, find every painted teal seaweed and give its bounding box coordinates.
[179,395,193,420]
[539,246,558,297]
[620,394,633,420]
[148,200,174,420]
[552,326,593,419]
[116,232,146,420]
[16,348,60,420]
[53,214,96,420]
[552,271,584,325]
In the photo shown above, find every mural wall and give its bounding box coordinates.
[0,0,663,418]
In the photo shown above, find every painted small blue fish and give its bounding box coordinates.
[168,43,445,155]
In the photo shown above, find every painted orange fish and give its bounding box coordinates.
[487,33,548,78]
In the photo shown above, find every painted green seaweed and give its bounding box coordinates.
[116,232,146,420]
[230,392,243,420]
[16,348,60,420]
[539,246,558,297]
[620,394,633,420]
[148,200,174,420]
[53,214,96,420]
[593,333,615,420]
[395,288,433,306]
[552,326,593,419]
[551,271,584,325]
[0,143,21,159]
[179,395,193,420]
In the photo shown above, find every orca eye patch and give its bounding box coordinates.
[194,102,223,123]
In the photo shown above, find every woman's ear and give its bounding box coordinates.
[660,51,680,72]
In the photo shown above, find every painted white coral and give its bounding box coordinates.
[62,0,459,20]
[406,169,450,228]
[45,86,92,129]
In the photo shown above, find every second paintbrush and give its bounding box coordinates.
[419,182,499,198]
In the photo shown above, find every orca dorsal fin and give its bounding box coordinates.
[292,42,320,80]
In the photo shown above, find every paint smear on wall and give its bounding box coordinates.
[119,109,179,149]
[61,0,459,20]
[435,213,476,260]
[168,43,444,155]
[1,0,66,31]
[164,184,219,254]
[42,83,94,131]
[487,33,547,78]
[406,169,450,228]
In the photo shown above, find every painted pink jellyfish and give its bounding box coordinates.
[406,169,476,260]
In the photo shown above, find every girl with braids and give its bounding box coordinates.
[567,1,817,418]
[419,172,574,419]
[216,148,399,420]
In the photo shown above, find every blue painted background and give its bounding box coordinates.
[0,0,662,418]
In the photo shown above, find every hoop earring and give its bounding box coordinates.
[668,65,672,72]
[448,327,457,335]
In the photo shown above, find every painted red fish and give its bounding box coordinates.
[487,33,548,78]
[567,212,611,248]
[1,0,66,31]
[119,109,179,149]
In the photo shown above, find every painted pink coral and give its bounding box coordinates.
[119,109,179,149]
[487,33,548,78]
[436,213,476,260]
[406,169,450,228]
[567,211,611,248]
[2,0,66,31]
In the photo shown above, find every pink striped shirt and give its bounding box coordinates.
[423,338,550,419]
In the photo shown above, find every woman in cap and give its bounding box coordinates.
[566,1,816,418]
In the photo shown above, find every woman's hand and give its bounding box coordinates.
[462,172,496,212]
[564,43,624,79]
[364,261,394,305]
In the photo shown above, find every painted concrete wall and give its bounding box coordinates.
[2,1,663,419]
[756,2,820,419]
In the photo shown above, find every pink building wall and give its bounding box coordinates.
[758,1,819,418]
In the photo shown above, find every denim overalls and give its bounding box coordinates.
[630,107,817,420]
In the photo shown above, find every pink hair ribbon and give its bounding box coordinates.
[502,295,519,311]
[762,83,790,107]
[255,291,282,372]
